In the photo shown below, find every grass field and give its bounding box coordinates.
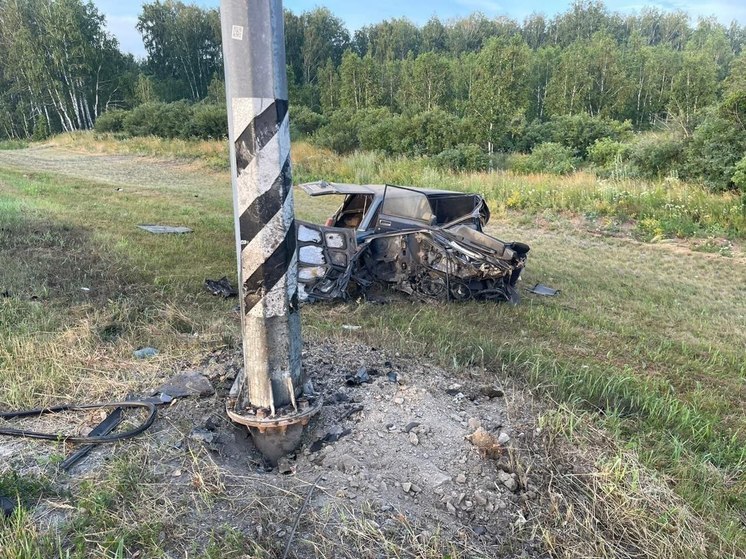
[0,135,744,557]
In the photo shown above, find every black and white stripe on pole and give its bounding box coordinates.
[221,0,302,412]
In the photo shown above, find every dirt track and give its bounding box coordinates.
[0,144,224,192]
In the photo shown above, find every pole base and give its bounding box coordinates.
[226,395,322,465]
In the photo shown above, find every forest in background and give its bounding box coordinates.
[2,0,746,192]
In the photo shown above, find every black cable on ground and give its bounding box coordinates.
[0,401,157,444]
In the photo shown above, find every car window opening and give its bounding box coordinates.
[332,194,373,229]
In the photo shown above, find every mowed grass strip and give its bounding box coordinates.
[0,143,744,553]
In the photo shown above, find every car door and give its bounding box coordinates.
[374,185,435,232]
[296,222,357,302]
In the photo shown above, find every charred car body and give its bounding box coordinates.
[296,181,529,304]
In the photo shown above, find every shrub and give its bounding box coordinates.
[123,101,193,138]
[513,142,577,174]
[731,155,746,193]
[517,114,632,157]
[627,133,684,179]
[588,137,628,167]
[186,104,227,139]
[0,139,28,150]
[315,108,393,154]
[683,108,746,191]
[588,137,633,179]
[94,109,128,133]
[290,106,326,137]
[31,114,50,141]
[433,144,491,171]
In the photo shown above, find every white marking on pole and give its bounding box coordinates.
[240,190,295,275]
[230,97,280,149]
[235,112,291,211]
[248,251,298,318]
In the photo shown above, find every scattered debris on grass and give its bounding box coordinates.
[204,276,238,298]
[529,283,560,296]
[0,340,732,558]
[133,347,158,359]
[137,225,192,234]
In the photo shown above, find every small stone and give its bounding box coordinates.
[410,484,422,493]
[498,471,518,492]
[456,473,466,484]
[497,432,510,445]
[157,371,215,398]
[387,372,398,383]
[403,421,420,433]
[445,383,462,396]
[188,428,215,444]
[474,491,487,506]
[430,472,450,487]
[1,496,15,518]
[467,417,481,431]
[402,482,412,493]
[446,501,457,514]
[479,385,504,399]
[133,347,158,359]
[393,397,404,405]
[171,469,182,477]
[277,457,294,475]
[408,432,419,446]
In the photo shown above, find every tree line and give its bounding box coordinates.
[2,0,746,190]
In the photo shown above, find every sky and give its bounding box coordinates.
[95,0,746,58]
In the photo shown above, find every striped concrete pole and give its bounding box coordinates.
[220,0,302,413]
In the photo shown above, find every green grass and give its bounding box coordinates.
[1,139,744,556]
[45,134,746,240]
[290,143,746,240]
[0,139,28,150]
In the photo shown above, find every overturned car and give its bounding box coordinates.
[296,182,529,304]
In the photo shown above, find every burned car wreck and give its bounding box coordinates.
[296,181,529,304]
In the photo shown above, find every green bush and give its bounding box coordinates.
[683,108,746,191]
[94,109,128,133]
[513,142,577,174]
[315,108,393,154]
[518,114,632,158]
[290,106,326,137]
[628,133,684,179]
[314,109,361,153]
[588,137,633,179]
[186,103,227,139]
[433,144,491,171]
[123,101,194,138]
[731,155,746,192]
[31,114,49,141]
[0,139,28,150]
[588,137,629,167]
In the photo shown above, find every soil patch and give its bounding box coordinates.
[1,339,559,557]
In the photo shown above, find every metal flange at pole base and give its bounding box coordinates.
[226,393,322,465]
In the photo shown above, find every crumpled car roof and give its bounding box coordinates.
[298,181,462,198]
